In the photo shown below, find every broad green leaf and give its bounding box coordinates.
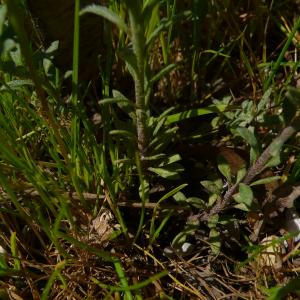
[208,194,219,207]
[233,183,253,207]
[264,152,281,169]
[249,147,257,165]
[236,127,261,164]
[80,5,128,33]
[201,179,223,195]
[234,203,250,211]
[269,139,284,157]
[236,167,246,183]
[173,191,186,202]
[236,127,260,155]
[186,197,207,209]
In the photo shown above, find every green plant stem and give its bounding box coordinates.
[127,1,148,158]
[204,115,300,220]
[264,15,300,90]
[5,0,68,161]
[70,0,87,206]
[133,151,146,242]
[71,0,80,166]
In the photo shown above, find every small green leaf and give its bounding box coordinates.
[80,5,128,32]
[264,152,281,168]
[250,176,281,186]
[209,228,221,255]
[118,47,138,78]
[158,154,181,166]
[201,179,223,195]
[208,214,219,229]
[172,231,188,248]
[233,183,253,207]
[257,88,272,112]
[236,167,246,183]
[148,163,184,179]
[173,191,186,202]
[218,155,231,181]
[109,130,135,139]
[165,105,222,124]
[268,139,284,158]
[234,203,250,211]
[186,197,207,209]
[139,179,149,200]
[249,147,257,165]
[208,194,219,207]
[236,127,261,161]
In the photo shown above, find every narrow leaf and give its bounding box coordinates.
[166,105,222,124]
[250,176,281,186]
[80,5,128,32]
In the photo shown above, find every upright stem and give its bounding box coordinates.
[71,0,80,167]
[6,0,68,161]
[127,2,148,158]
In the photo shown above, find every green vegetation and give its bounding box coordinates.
[1,0,300,298]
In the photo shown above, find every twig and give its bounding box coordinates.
[201,115,300,221]
[0,190,188,211]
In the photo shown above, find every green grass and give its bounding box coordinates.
[1,0,300,298]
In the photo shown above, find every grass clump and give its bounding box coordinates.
[1,0,300,299]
